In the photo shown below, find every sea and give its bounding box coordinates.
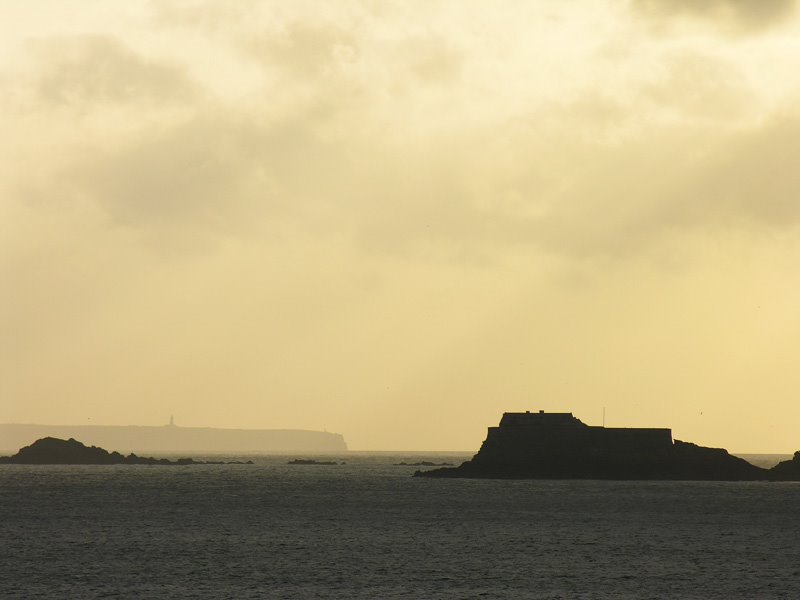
[2,452,799,599]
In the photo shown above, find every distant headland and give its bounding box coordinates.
[0,419,347,454]
[0,437,253,465]
[415,411,800,481]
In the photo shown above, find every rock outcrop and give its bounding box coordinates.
[414,411,795,481]
[769,451,800,481]
[0,437,253,465]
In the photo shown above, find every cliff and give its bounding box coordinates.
[0,423,347,454]
[0,437,252,465]
[415,411,791,481]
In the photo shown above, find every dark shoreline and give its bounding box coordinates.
[0,437,253,466]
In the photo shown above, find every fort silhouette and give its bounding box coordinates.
[416,410,800,480]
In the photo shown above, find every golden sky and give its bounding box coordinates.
[3,0,800,451]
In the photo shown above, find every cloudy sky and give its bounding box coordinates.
[3,0,800,451]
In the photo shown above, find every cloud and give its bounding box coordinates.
[39,90,800,265]
[67,116,273,230]
[662,116,800,229]
[149,0,259,31]
[25,35,199,109]
[8,2,800,266]
[642,52,757,122]
[631,0,798,33]
[245,21,359,76]
[518,113,800,260]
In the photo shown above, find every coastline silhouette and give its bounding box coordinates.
[0,420,347,454]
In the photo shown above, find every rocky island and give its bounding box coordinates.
[415,411,800,481]
[0,437,253,465]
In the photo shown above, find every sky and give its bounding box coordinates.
[3,0,800,452]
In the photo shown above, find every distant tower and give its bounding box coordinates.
[169,414,175,427]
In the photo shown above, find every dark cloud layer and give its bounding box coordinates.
[57,104,800,263]
[632,0,798,33]
[664,117,800,228]
[27,35,199,108]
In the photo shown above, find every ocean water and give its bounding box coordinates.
[2,453,799,599]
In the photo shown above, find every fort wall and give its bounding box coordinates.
[473,412,672,466]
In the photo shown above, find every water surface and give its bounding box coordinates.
[2,454,798,599]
